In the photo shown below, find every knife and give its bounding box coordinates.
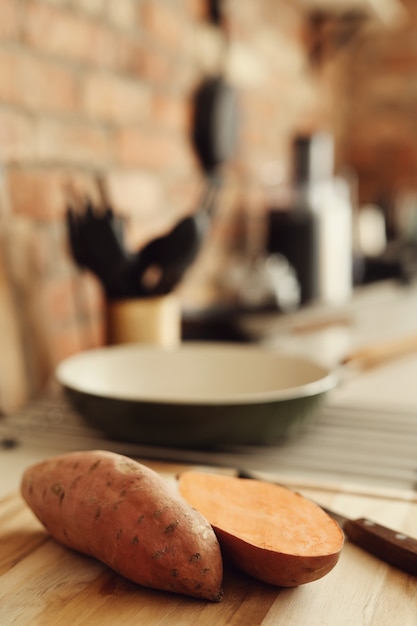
[237,470,417,576]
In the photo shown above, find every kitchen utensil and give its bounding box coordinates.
[55,342,336,448]
[192,75,239,176]
[132,69,240,295]
[188,2,239,271]
[133,214,206,295]
[66,200,138,299]
[97,175,205,298]
[66,172,222,299]
[341,332,417,370]
[238,470,417,576]
[67,24,239,299]
[322,506,417,576]
[106,294,180,348]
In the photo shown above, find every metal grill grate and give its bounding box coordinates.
[1,393,417,492]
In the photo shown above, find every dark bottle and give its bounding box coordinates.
[266,133,333,304]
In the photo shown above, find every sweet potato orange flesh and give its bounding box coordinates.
[178,471,344,587]
[21,451,223,601]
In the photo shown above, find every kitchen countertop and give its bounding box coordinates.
[1,460,417,626]
[1,279,417,625]
[1,467,417,626]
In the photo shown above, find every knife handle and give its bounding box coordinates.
[344,518,417,576]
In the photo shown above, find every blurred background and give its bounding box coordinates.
[1,0,417,406]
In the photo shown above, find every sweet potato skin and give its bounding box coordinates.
[178,471,344,587]
[20,451,223,601]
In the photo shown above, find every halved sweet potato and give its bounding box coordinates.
[178,471,344,587]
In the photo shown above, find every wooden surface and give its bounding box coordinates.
[0,232,28,414]
[0,173,27,414]
[1,461,417,626]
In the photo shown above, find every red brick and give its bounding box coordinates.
[349,139,417,193]
[0,49,79,113]
[107,170,162,215]
[0,0,19,40]
[152,93,190,132]
[0,49,17,103]
[114,127,188,170]
[0,110,36,161]
[24,3,92,60]
[141,1,187,51]
[350,113,414,147]
[182,0,209,21]
[23,57,79,114]
[138,47,177,83]
[116,37,143,77]
[74,0,104,18]
[85,23,128,70]
[23,3,120,69]
[381,54,417,74]
[82,73,151,123]
[7,168,68,220]
[34,119,111,168]
[106,0,138,30]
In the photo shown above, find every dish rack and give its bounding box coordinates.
[1,391,416,493]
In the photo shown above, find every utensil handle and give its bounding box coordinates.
[341,334,417,370]
[344,518,417,576]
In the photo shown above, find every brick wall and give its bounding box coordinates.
[0,0,356,397]
[343,0,417,213]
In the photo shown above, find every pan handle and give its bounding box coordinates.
[341,333,417,371]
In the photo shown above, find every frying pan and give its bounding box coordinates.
[192,75,239,175]
[56,330,417,449]
[56,342,336,449]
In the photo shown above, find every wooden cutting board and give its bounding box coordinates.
[0,169,28,415]
[1,484,417,625]
[0,234,28,415]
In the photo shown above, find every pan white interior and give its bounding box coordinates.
[56,342,336,405]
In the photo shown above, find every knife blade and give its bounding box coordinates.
[237,470,417,576]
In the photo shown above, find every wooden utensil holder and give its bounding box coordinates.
[106,294,181,348]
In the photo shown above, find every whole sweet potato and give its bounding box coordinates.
[178,471,344,588]
[21,450,223,601]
